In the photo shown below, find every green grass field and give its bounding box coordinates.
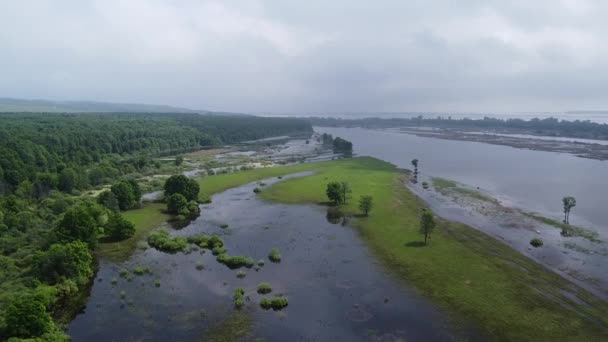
[97,203,170,261]
[256,157,608,341]
[197,163,315,201]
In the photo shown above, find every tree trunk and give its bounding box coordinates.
[424,232,428,245]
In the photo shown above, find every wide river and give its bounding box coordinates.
[315,127,608,238]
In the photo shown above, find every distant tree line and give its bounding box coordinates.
[309,116,608,140]
[0,112,312,195]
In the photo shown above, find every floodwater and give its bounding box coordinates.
[68,173,475,341]
[315,127,608,238]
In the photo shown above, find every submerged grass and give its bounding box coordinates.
[204,310,252,342]
[216,253,255,269]
[257,157,608,341]
[260,295,288,310]
[257,282,272,294]
[432,177,498,203]
[522,212,601,242]
[268,248,281,263]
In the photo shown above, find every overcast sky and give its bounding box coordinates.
[1,0,608,113]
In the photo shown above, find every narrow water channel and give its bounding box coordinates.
[68,173,476,341]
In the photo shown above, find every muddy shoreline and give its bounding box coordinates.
[407,176,608,300]
[388,127,608,160]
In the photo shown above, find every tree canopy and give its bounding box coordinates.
[164,175,200,201]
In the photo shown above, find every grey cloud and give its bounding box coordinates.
[1,0,607,113]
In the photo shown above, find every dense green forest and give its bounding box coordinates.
[310,116,608,140]
[0,113,311,193]
[0,112,311,341]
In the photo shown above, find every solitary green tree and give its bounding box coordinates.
[562,196,576,224]
[175,155,184,166]
[359,195,373,216]
[419,210,436,245]
[326,182,344,204]
[111,180,137,210]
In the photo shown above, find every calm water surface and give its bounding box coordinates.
[68,173,475,341]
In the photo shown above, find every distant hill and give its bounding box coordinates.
[0,97,198,113]
[0,97,253,117]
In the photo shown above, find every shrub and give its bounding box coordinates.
[268,248,281,263]
[216,253,255,269]
[253,187,261,193]
[119,268,129,278]
[154,279,161,287]
[212,246,226,255]
[257,259,265,267]
[186,234,223,249]
[260,295,288,310]
[422,181,429,189]
[220,224,229,229]
[257,282,272,294]
[530,237,544,247]
[132,265,151,275]
[196,261,205,270]
[236,270,246,278]
[147,230,188,253]
[233,288,245,309]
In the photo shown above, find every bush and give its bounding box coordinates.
[268,248,281,263]
[212,246,226,255]
[260,295,288,310]
[253,187,261,193]
[236,270,246,278]
[530,237,544,247]
[186,234,223,249]
[216,253,255,269]
[257,282,272,294]
[132,265,151,275]
[195,261,205,270]
[233,288,245,309]
[422,181,429,189]
[147,230,188,253]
